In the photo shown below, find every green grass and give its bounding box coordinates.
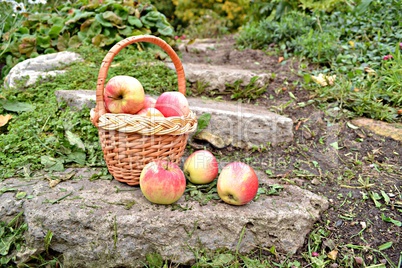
[236,0,402,123]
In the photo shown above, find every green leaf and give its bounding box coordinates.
[195,113,211,135]
[0,100,35,112]
[211,254,234,266]
[87,20,102,38]
[95,14,113,28]
[370,191,382,208]
[15,192,27,199]
[378,241,393,251]
[48,24,63,39]
[67,152,86,165]
[118,26,133,37]
[65,130,85,150]
[103,11,123,25]
[65,11,95,25]
[68,35,81,48]
[41,156,64,172]
[128,16,143,28]
[380,190,390,205]
[37,35,51,48]
[330,141,341,150]
[381,213,402,227]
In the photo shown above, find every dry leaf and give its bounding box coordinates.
[327,250,338,260]
[0,114,12,127]
[278,56,284,63]
[311,73,336,87]
[364,67,377,76]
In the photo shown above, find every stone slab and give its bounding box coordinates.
[352,117,402,142]
[55,90,293,147]
[4,51,83,89]
[166,62,272,92]
[0,168,328,267]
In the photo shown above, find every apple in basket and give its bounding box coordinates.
[155,92,190,117]
[143,95,157,109]
[103,75,145,114]
[183,150,219,184]
[217,162,259,206]
[140,160,186,205]
[136,107,165,117]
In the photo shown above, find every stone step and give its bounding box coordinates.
[167,62,272,93]
[0,168,328,267]
[55,90,293,148]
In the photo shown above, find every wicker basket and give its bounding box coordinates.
[91,35,198,186]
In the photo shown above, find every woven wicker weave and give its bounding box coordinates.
[91,35,198,185]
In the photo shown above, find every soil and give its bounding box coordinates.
[180,35,402,267]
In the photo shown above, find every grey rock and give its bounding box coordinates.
[167,62,271,92]
[4,51,83,89]
[55,89,96,110]
[0,168,328,267]
[55,90,293,148]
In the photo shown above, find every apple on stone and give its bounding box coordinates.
[104,75,145,114]
[217,162,259,206]
[155,91,190,117]
[140,160,186,205]
[183,150,219,184]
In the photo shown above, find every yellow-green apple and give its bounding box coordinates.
[143,95,157,109]
[183,150,219,184]
[137,107,165,117]
[217,162,259,206]
[103,75,145,114]
[155,92,190,117]
[140,160,186,205]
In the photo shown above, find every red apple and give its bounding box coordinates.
[139,160,186,205]
[137,107,165,117]
[155,92,190,117]
[183,150,219,184]
[103,75,145,114]
[143,95,157,109]
[217,162,259,206]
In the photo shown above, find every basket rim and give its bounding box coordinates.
[97,110,198,135]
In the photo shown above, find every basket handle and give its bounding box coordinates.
[91,35,186,126]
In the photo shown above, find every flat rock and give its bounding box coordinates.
[167,62,272,92]
[351,118,402,142]
[0,168,328,267]
[55,90,293,147]
[4,51,83,89]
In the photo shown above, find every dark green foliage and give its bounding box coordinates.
[0,0,175,80]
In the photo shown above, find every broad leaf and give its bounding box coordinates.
[65,130,85,150]
[0,100,35,112]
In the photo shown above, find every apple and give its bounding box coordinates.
[183,150,219,184]
[217,162,259,206]
[139,160,186,205]
[155,92,190,117]
[104,75,145,114]
[143,95,157,109]
[137,107,164,117]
